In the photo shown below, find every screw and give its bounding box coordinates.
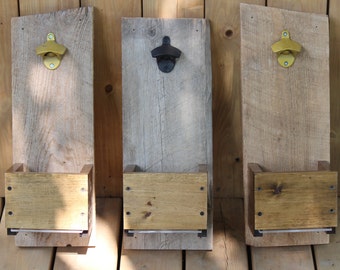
[283,31,288,37]
[284,61,289,66]
[47,33,54,40]
[49,63,55,69]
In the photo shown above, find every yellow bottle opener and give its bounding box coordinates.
[36,33,67,70]
[271,30,301,68]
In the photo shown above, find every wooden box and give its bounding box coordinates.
[249,163,337,236]
[5,164,94,233]
[123,165,207,231]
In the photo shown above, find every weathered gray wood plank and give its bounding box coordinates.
[12,7,94,174]
[122,18,212,250]
[241,4,330,246]
[11,7,94,247]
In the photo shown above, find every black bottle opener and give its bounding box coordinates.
[151,36,181,73]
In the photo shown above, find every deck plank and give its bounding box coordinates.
[120,250,182,270]
[54,198,122,270]
[186,199,248,270]
[251,246,314,270]
[0,206,54,269]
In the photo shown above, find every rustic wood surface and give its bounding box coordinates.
[124,172,207,230]
[54,198,121,270]
[12,7,94,174]
[0,0,339,269]
[329,0,340,197]
[254,171,337,230]
[241,3,330,246]
[0,0,18,197]
[143,0,204,18]
[122,17,212,250]
[186,198,248,270]
[0,206,54,269]
[11,6,94,247]
[19,0,79,16]
[251,246,315,270]
[267,0,327,13]
[205,0,265,198]
[5,165,92,231]
[81,0,141,197]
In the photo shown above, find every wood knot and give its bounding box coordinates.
[273,185,283,195]
[144,212,152,218]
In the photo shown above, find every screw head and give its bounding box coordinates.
[49,63,55,69]
[283,31,288,37]
[47,33,54,40]
[284,61,289,66]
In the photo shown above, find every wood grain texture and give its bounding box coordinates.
[122,17,212,250]
[205,0,265,198]
[254,171,337,230]
[54,198,121,270]
[120,250,182,270]
[186,199,248,270]
[251,246,315,270]
[12,7,94,175]
[124,172,207,230]
[0,0,18,197]
[241,4,330,246]
[143,0,204,18]
[267,0,327,14]
[5,165,92,231]
[19,0,79,16]
[0,206,54,269]
[11,7,94,247]
[329,0,340,196]
[314,200,340,270]
[81,0,141,197]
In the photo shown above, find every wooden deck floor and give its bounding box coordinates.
[0,198,339,270]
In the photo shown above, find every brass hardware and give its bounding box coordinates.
[271,30,301,68]
[36,33,67,70]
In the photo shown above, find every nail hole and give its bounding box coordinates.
[8,211,13,216]
[225,29,233,38]
[105,84,113,93]
[200,186,204,191]
[126,186,131,191]
[126,211,131,216]
[330,209,335,213]
[257,187,262,191]
[258,212,263,216]
[7,186,12,191]
[200,211,205,216]
[235,157,240,162]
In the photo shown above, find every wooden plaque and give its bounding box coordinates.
[241,4,331,246]
[122,18,212,250]
[10,7,94,246]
